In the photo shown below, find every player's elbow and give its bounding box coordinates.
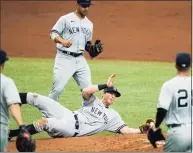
[82,88,90,100]
[50,31,59,41]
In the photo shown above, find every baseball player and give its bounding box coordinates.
[9,74,150,139]
[0,49,33,152]
[148,52,192,152]
[49,0,103,102]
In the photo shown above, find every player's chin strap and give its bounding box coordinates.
[33,118,48,132]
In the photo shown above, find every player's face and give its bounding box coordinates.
[103,92,116,106]
[77,4,90,17]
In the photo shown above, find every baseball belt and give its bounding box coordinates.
[167,123,191,128]
[57,48,84,57]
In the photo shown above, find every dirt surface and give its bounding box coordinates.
[1,1,190,152]
[7,134,165,152]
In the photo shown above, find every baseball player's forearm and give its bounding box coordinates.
[120,126,141,134]
[82,85,99,99]
[9,104,24,126]
[53,35,64,44]
[155,108,167,128]
[82,84,108,100]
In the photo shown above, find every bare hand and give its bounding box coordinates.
[107,74,116,88]
[62,40,72,48]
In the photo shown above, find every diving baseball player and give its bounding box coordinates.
[49,0,103,102]
[147,52,192,152]
[0,49,34,152]
[9,74,151,139]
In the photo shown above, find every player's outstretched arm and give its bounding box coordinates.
[82,74,116,100]
[120,126,141,134]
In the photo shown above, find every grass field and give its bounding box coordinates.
[5,58,175,139]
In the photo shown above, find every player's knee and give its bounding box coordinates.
[26,92,40,104]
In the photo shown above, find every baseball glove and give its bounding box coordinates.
[85,40,103,58]
[146,118,155,124]
[16,125,36,152]
[139,118,155,133]
[147,128,165,148]
[139,123,151,133]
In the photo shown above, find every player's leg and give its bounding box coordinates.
[9,115,76,138]
[20,92,72,119]
[73,56,92,90]
[45,115,77,138]
[48,53,75,102]
[0,125,8,152]
[9,93,75,139]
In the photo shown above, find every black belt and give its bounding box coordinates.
[167,124,181,128]
[61,50,83,57]
[73,113,79,137]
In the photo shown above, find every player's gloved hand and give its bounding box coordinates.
[146,118,155,124]
[16,125,36,152]
[85,40,103,58]
[85,41,92,52]
[139,123,151,133]
[94,40,103,53]
[147,127,165,148]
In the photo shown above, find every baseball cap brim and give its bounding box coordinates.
[104,87,121,97]
[112,91,121,97]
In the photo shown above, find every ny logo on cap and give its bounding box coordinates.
[113,87,117,91]
[182,64,186,67]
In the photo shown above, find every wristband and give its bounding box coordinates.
[98,84,108,90]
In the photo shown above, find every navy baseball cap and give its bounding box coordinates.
[175,52,191,68]
[77,0,92,7]
[0,49,9,65]
[104,86,121,97]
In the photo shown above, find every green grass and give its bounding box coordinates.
[5,58,175,139]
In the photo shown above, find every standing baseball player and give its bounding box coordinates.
[9,74,151,139]
[49,0,103,102]
[0,49,33,152]
[147,52,192,152]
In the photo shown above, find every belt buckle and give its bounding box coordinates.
[67,51,70,55]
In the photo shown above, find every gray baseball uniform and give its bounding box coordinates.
[49,12,93,102]
[157,76,192,152]
[0,74,21,152]
[26,92,126,138]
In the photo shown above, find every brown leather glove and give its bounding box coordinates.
[139,123,151,133]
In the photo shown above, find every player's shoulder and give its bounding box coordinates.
[1,74,13,82]
[1,74,15,86]
[161,77,173,89]
[59,12,74,19]
[162,76,188,89]
[163,76,179,85]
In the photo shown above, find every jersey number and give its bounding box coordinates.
[177,89,188,107]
